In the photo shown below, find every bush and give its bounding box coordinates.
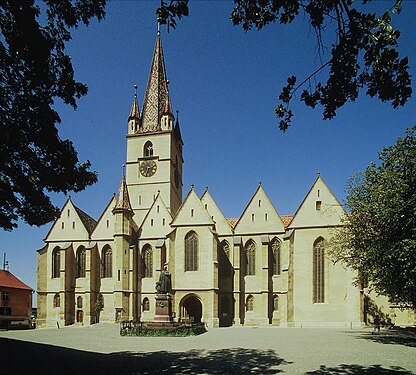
[120,323,207,337]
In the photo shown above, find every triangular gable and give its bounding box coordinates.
[234,184,285,235]
[140,193,173,239]
[171,187,215,227]
[200,189,232,235]
[289,174,346,228]
[44,198,94,242]
[91,196,117,240]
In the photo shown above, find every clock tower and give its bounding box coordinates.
[125,31,183,225]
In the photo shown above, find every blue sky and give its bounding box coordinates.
[1,1,415,300]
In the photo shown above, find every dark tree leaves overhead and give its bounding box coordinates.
[230,0,412,131]
[328,125,416,307]
[0,0,106,231]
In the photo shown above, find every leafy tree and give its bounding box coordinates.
[230,0,412,131]
[93,294,104,323]
[328,125,416,307]
[0,0,107,231]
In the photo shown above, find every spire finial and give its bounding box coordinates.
[122,164,125,177]
[134,84,138,97]
[157,14,161,35]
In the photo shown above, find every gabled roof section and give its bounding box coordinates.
[140,32,170,132]
[171,187,215,227]
[73,205,97,235]
[226,218,239,229]
[0,270,32,291]
[289,174,346,228]
[91,196,117,240]
[44,197,95,242]
[201,189,233,235]
[113,175,134,215]
[281,215,294,229]
[140,193,172,239]
[234,184,285,235]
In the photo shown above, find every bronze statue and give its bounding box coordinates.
[156,264,171,294]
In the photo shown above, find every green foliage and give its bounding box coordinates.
[0,0,105,231]
[120,323,207,337]
[230,0,412,131]
[93,294,104,321]
[156,0,189,32]
[328,125,416,307]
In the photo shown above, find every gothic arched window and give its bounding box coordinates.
[271,238,281,276]
[246,240,256,276]
[221,240,230,259]
[77,296,83,309]
[143,298,150,311]
[76,247,86,278]
[143,141,153,157]
[185,231,198,271]
[246,295,254,311]
[142,245,153,278]
[313,237,325,303]
[273,295,279,311]
[52,248,60,278]
[102,247,113,278]
[53,293,60,308]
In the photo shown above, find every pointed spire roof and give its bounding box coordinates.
[113,175,134,215]
[141,32,170,131]
[174,110,183,144]
[129,84,140,120]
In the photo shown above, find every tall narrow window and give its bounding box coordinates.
[271,238,281,276]
[52,248,60,278]
[246,295,254,311]
[143,298,150,311]
[221,240,230,259]
[313,238,325,303]
[53,293,60,308]
[77,296,83,309]
[246,240,256,276]
[273,295,279,311]
[76,247,86,278]
[143,141,153,157]
[185,231,198,271]
[142,245,153,278]
[102,247,113,278]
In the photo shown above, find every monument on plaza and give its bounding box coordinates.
[154,264,173,323]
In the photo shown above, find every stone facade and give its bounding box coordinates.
[36,32,414,329]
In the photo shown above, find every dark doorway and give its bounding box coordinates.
[219,295,232,327]
[76,310,83,324]
[181,295,202,324]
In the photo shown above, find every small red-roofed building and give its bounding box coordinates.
[0,270,33,329]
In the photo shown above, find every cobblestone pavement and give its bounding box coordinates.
[0,324,415,374]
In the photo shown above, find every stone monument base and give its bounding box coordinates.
[154,293,173,322]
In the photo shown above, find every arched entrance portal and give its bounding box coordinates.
[180,295,202,324]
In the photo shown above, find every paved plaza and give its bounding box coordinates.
[0,323,415,374]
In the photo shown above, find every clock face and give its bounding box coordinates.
[140,160,157,177]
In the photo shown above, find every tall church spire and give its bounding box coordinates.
[140,31,170,132]
[113,172,134,216]
[128,85,140,134]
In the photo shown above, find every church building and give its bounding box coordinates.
[36,30,364,329]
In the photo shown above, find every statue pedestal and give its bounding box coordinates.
[154,294,173,322]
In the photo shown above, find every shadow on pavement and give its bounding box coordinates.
[0,337,290,374]
[305,364,414,374]
[351,327,416,348]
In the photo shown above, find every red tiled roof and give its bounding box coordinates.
[281,215,294,228]
[226,218,239,229]
[0,270,33,291]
